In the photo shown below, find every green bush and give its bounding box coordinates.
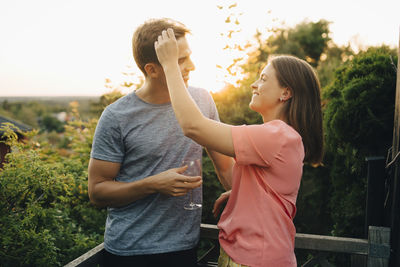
[323,46,397,237]
[0,115,106,266]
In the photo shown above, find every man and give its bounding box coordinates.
[88,18,232,267]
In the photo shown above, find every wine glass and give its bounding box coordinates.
[182,159,202,210]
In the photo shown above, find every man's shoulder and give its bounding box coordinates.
[106,93,133,111]
[188,85,208,93]
[98,93,134,125]
[188,86,212,101]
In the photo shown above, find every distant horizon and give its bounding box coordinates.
[0,95,101,98]
[0,95,102,103]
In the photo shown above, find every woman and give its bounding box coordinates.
[155,29,323,267]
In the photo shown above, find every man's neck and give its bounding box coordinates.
[135,80,171,105]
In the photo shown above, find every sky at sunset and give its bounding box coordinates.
[0,0,399,96]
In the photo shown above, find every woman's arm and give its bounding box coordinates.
[155,29,235,157]
[213,190,231,218]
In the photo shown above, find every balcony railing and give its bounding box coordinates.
[65,224,390,267]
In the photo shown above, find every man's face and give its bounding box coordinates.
[176,36,195,86]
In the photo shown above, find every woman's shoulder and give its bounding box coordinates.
[233,120,301,142]
[263,120,302,142]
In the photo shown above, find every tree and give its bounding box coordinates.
[323,46,397,237]
[39,114,65,133]
[317,43,355,88]
[258,19,331,67]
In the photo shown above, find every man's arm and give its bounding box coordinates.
[206,149,234,190]
[88,158,203,208]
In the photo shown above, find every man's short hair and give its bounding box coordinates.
[132,18,190,75]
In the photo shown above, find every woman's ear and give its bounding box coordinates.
[144,63,164,78]
[281,87,292,101]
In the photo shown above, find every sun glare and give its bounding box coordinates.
[0,0,398,97]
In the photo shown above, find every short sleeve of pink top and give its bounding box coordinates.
[218,120,304,267]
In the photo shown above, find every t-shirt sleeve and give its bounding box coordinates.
[90,108,125,163]
[206,91,220,122]
[191,87,220,122]
[231,121,287,167]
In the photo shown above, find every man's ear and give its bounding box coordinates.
[144,63,163,78]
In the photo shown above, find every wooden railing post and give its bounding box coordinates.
[365,157,386,237]
[367,226,390,267]
[388,26,400,267]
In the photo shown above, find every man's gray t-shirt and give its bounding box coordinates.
[90,86,219,256]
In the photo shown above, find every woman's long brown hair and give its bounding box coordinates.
[271,55,324,166]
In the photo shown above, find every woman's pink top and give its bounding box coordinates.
[218,120,304,267]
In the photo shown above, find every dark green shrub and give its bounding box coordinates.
[0,116,106,266]
[323,46,397,237]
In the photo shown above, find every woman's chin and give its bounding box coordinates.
[249,102,257,112]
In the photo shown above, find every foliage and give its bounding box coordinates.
[89,89,126,118]
[0,97,99,132]
[212,83,262,126]
[317,43,355,88]
[39,114,65,133]
[0,110,106,266]
[201,152,226,225]
[88,76,143,118]
[294,164,332,234]
[323,46,397,237]
[254,19,331,68]
[215,2,250,85]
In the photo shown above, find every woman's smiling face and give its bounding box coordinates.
[249,64,286,117]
